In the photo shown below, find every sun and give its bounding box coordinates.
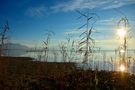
[117,28,126,38]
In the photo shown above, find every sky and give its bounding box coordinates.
[0,0,135,50]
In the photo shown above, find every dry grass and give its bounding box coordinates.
[0,56,135,89]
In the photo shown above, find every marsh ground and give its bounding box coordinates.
[0,56,135,90]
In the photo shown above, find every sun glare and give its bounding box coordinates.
[119,64,125,72]
[117,28,126,38]
[120,49,125,53]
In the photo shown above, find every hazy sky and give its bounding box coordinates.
[0,0,135,49]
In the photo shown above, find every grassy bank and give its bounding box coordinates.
[0,56,135,90]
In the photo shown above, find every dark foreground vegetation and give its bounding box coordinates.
[0,57,135,90]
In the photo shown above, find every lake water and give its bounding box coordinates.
[21,50,135,74]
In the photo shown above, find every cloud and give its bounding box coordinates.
[103,0,135,10]
[64,18,116,35]
[25,5,47,17]
[65,29,84,35]
[95,37,135,50]
[95,39,119,49]
[51,0,135,12]
[64,28,101,35]
[98,18,117,25]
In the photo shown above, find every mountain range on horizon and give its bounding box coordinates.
[1,43,31,56]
